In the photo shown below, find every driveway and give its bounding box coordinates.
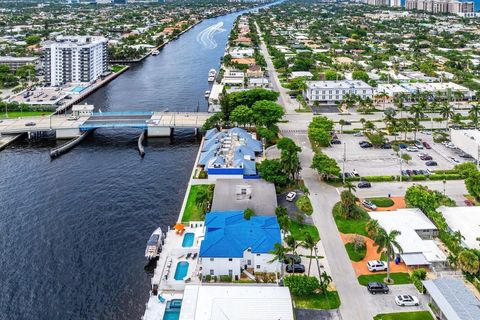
[365,284,429,316]
[296,309,342,320]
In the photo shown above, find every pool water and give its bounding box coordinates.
[162,299,182,320]
[174,261,189,280]
[70,87,85,93]
[181,233,194,247]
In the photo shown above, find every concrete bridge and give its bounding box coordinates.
[0,111,211,139]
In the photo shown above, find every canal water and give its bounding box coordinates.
[0,3,278,318]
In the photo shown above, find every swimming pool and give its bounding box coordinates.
[174,261,189,280]
[162,299,182,320]
[70,87,85,93]
[181,233,194,247]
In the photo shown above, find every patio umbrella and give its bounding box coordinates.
[174,223,185,231]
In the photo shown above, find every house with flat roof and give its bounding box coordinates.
[199,211,281,279]
[211,179,277,215]
[369,208,447,267]
[304,80,373,105]
[199,128,263,180]
[179,284,294,320]
[422,278,480,320]
[438,206,480,250]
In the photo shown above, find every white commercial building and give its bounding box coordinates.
[229,47,254,58]
[42,36,108,86]
[179,285,294,320]
[438,206,480,250]
[450,129,480,161]
[304,80,374,105]
[369,208,447,267]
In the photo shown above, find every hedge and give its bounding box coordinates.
[219,275,233,282]
[429,173,463,180]
[411,175,427,181]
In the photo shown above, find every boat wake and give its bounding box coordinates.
[196,22,226,49]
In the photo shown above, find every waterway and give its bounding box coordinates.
[0,3,278,319]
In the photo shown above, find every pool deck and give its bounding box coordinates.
[143,292,183,320]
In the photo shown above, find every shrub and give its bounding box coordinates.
[283,275,320,296]
[296,195,313,215]
[198,170,207,179]
[411,174,427,181]
[429,173,463,180]
[243,208,255,220]
[352,234,366,250]
[411,268,427,293]
[368,197,394,207]
[219,275,233,282]
[205,275,212,282]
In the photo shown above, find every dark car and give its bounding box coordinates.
[284,254,301,265]
[367,282,389,295]
[286,264,305,273]
[359,141,373,148]
[459,153,473,159]
[358,181,371,188]
[331,139,342,145]
[399,143,408,149]
[406,169,413,176]
[426,161,438,166]
[420,155,433,161]
[422,142,431,149]
[344,121,352,125]
[412,170,419,175]
[25,122,36,127]
[381,143,392,149]
[401,170,408,176]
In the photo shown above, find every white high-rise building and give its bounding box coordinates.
[42,36,108,87]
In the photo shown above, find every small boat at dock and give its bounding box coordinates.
[204,90,211,98]
[208,69,216,82]
[145,227,163,260]
[152,50,160,56]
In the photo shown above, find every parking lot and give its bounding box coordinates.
[323,133,472,177]
[365,284,429,315]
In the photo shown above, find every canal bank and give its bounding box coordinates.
[0,2,282,320]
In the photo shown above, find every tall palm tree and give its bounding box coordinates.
[268,243,288,276]
[339,119,346,133]
[439,101,454,131]
[393,93,406,118]
[284,235,298,270]
[343,181,357,194]
[409,103,425,141]
[469,103,480,129]
[374,228,403,283]
[300,232,319,276]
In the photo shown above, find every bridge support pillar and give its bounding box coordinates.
[147,126,171,137]
[56,128,82,139]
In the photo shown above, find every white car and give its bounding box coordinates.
[367,260,387,272]
[406,146,418,152]
[286,192,297,202]
[353,132,364,137]
[395,295,419,306]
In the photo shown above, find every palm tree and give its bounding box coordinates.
[468,103,480,129]
[300,232,319,276]
[359,118,366,132]
[319,271,332,293]
[376,91,389,110]
[409,104,425,141]
[343,181,357,194]
[268,243,288,276]
[365,219,380,238]
[284,235,298,270]
[393,93,407,118]
[439,101,454,131]
[195,187,212,217]
[339,119,346,133]
[373,228,403,283]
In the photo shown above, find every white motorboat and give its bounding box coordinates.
[204,90,211,98]
[145,227,163,260]
[208,69,217,77]
[152,50,160,56]
[208,76,215,82]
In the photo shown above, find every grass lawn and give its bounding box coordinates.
[1,111,51,119]
[367,197,394,208]
[293,290,341,310]
[110,64,126,73]
[358,273,412,286]
[345,243,366,262]
[373,311,434,320]
[181,184,213,222]
[290,220,320,242]
[296,195,313,215]
[333,203,369,236]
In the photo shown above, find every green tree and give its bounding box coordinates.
[195,185,213,218]
[202,112,224,130]
[457,249,480,274]
[258,159,289,186]
[25,35,41,45]
[439,101,454,131]
[401,153,412,164]
[277,137,302,181]
[465,170,480,201]
[311,152,341,180]
[300,232,319,276]
[365,219,380,238]
[252,100,284,127]
[339,119,346,133]
[283,275,320,297]
[352,70,369,82]
[229,105,253,127]
[373,228,403,283]
[468,103,480,129]
[243,208,254,220]
[409,104,425,141]
[343,181,357,194]
[268,243,288,276]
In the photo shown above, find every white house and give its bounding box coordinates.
[229,47,254,58]
[304,80,374,105]
[199,211,281,280]
[439,206,480,250]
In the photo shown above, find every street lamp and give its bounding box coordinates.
[443,179,446,196]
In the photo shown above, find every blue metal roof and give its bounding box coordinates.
[205,128,218,140]
[199,211,281,258]
[233,145,255,161]
[199,149,217,166]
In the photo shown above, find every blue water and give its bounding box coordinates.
[181,233,194,247]
[71,87,85,93]
[173,262,189,280]
[163,310,180,320]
